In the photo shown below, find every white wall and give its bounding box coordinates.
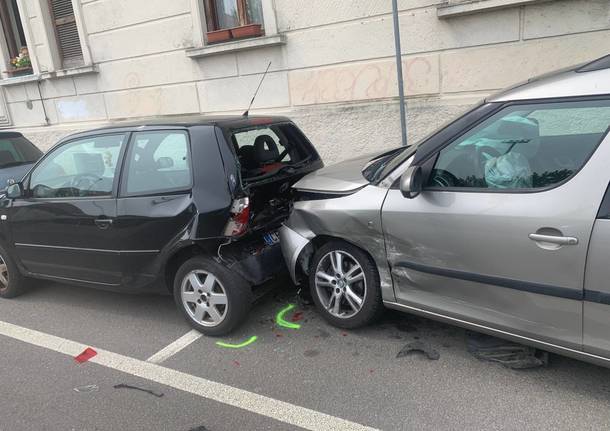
[3,0,610,164]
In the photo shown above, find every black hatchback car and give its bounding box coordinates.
[0,116,322,335]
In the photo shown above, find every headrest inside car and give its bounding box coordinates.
[238,145,258,170]
[254,135,279,164]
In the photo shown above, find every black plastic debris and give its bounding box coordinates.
[396,341,440,360]
[466,331,548,370]
[113,383,164,398]
[297,287,314,306]
[188,426,209,431]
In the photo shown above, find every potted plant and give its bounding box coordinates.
[207,29,232,44]
[230,23,263,40]
[8,47,32,77]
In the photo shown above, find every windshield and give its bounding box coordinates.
[0,135,42,169]
[366,103,487,182]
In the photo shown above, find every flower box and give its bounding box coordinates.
[230,24,263,40]
[7,66,33,77]
[207,29,232,44]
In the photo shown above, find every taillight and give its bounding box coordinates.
[223,197,250,237]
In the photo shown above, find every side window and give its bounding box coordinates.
[29,134,126,198]
[123,131,192,196]
[427,100,610,190]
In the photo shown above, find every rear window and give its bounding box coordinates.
[0,134,42,168]
[227,123,315,180]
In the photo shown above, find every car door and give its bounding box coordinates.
[8,133,128,286]
[114,130,196,289]
[382,98,610,349]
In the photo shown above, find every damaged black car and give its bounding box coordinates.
[0,116,322,335]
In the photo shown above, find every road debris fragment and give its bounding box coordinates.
[73,384,99,393]
[74,347,97,363]
[276,304,301,329]
[216,335,258,349]
[113,383,164,398]
[466,331,548,369]
[396,341,440,360]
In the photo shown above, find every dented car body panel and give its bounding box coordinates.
[282,59,610,368]
[1,116,321,293]
[282,184,395,303]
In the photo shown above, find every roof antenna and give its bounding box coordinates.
[243,61,272,117]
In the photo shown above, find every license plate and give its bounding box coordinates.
[263,231,280,246]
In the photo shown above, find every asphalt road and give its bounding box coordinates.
[1,279,610,431]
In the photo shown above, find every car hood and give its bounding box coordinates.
[293,151,385,193]
[0,163,34,191]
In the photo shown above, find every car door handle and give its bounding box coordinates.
[528,233,578,246]
[94,218,113,230]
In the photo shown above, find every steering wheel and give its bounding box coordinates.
[71,173,102,193]
[429,169,460,188]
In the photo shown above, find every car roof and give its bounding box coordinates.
[59,114,294,143]
[487,54,610,102]
[87,115,291,132]
[0,131,23,138]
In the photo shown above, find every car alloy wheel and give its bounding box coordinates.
[0,253,9,292]
[314,250,366,319]
[180,270,228,327]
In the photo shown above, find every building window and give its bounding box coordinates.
[49,0,83,68]
[0,0,32,77]
[203,0,264,43]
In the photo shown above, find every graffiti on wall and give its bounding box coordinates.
[289,55,439,106]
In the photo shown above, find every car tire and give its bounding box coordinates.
[173,255,252,336]
[0,244,29,299]
[309,240,383,329]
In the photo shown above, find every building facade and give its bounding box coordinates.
[0,0,608,163]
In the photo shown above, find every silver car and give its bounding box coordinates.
[280,54,610,368]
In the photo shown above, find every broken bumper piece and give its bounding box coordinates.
[279,224,312,285]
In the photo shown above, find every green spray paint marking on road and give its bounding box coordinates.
[276,304,301,329]
[216,336,258,349]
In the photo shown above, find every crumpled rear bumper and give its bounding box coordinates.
[279,224,312,285]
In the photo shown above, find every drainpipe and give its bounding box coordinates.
[392,0,408,147]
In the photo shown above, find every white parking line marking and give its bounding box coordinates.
[146,329,202,364]
[0,321,379,431]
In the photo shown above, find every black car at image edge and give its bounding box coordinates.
[0,116,322,335]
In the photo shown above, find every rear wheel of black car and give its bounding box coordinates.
[174,256,252,336]
[0,244,28,299]
[310,241,383,329]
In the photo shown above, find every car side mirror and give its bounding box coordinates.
[400,166,423,199]
[6,182,23,199]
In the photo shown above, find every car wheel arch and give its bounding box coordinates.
[163,242,216,293]
[304,235,380,279]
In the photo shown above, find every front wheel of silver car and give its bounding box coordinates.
[173,256,251,336]
[309,241,383,329]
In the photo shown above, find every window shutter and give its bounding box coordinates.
[49,0,83,67]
